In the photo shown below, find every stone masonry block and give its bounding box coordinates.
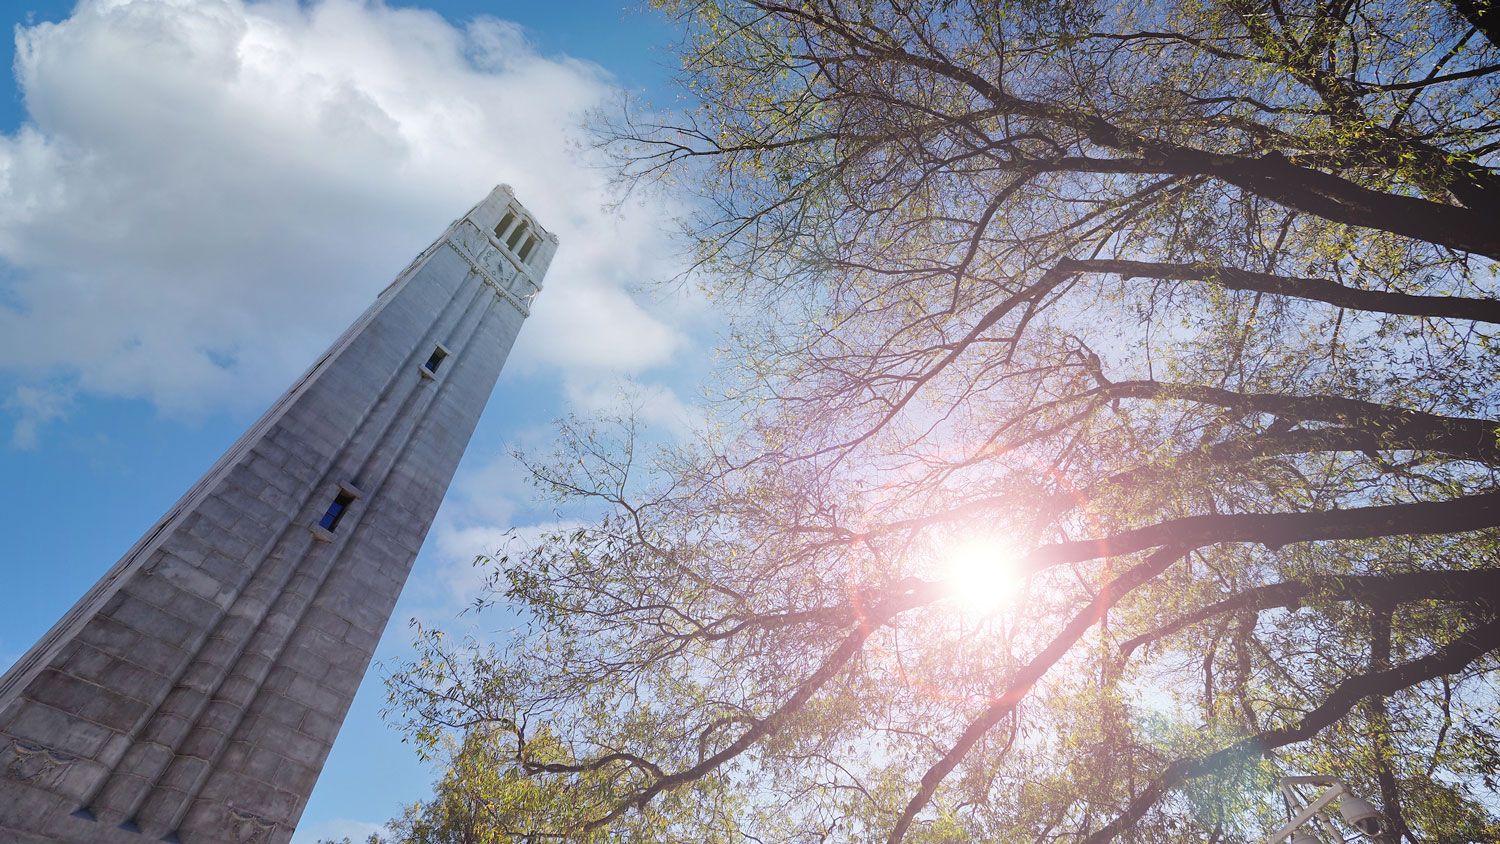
[277,645,330,681]
[165,590,222,629]
[262,667,297,696]
[278,733,329,769]
[274,758,320,798]
[60,643,162,696]
[296,709,338,742]
[176,726,227,761]
[3,699,117,759]
[157,753,209,794]
[284,676,341,716]
[151,555,227,606]
[26,670,146,733]
[195,700,242,737]
[319,666,363,699]
[194,496,238,530]
[241,746,284,785]
[74,618,177,678]
[0,778,69,831]
[141,711,196,748]
[106,596,196,650]
[215,674,258,709]
[254,692,307,731]
[301,610,350,641]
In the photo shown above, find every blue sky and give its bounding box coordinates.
[0,2,701,840]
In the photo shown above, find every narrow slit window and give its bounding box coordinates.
[493,210,516,240]
[517,234,537,262]
[423,345,449,375]
[319,490,356,532]
[506,222,528,251]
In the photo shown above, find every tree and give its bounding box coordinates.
[319,726,599,844]
[388,1,1500,841]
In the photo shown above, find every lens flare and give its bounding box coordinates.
[943,538,1025,613]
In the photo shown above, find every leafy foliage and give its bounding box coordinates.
[383,1,1500,841]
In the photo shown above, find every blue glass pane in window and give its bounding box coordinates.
[320,500,345,530]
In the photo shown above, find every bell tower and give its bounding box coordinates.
[0,185,554,844]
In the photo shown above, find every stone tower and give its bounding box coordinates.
[0,185,555,844]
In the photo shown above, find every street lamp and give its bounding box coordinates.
[1264,776,1390,843]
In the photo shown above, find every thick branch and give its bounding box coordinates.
[1101,381,1500,465]
[1057,425,1494,519]
[1450,0,1500,48]
[1033,490,1500,570]
[1118,569,1500,664]
[1060,258,1500,324]
[826,425,1489,548]
[775,4,1500,258]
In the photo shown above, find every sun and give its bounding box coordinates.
[941,537,1026,614]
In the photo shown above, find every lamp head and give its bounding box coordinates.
[1338,794,1388,837]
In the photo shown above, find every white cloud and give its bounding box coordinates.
[4,384,72,449]
[421,516,585,623]
[0,0,689,440]
[563,374,706,440]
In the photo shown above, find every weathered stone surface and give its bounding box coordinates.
[0,186,555,844]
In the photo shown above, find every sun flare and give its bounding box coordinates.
[942,538,1025,614]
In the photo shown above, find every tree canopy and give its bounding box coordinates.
[385,0,1500,841]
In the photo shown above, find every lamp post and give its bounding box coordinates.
[1264,776,1390,843]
